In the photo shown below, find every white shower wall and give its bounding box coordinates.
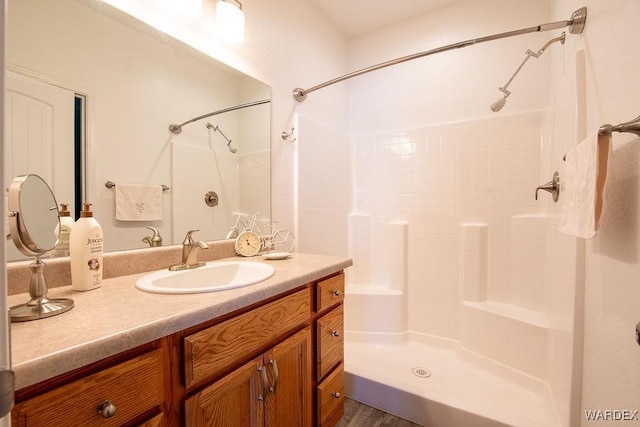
[352,111,545,337]
[348,110,578,423]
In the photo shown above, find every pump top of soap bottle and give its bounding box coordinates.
[59,203,71,217]
[80,202,94,218]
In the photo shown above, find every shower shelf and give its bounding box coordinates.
[463,300,550,329]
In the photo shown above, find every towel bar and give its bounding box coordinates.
[105,181,170,192]
[598,114,640,138]
[562,114,640,161]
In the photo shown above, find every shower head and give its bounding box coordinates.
[490,32,566,113]
[206,122,238,154]
[491,97,507,112]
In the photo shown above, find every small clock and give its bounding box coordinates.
[235,230,261,257]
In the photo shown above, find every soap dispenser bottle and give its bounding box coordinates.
[70,202,103,291]
[50,203,74,257]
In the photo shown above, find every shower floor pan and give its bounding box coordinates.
[344,332,560,427]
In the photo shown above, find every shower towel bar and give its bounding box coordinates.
[598,114,640,137]
[291,7,587,102]
[105,181,170,192]
[562,115,640,161]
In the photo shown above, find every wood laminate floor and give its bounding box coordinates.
[336,398,423,427]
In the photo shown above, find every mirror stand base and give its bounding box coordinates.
[10,298,75,323]
[10,257,74,322]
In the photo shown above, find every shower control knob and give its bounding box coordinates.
[97,400,117,418]
[332,290,341,296]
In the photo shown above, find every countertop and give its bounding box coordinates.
[8,252,352,390]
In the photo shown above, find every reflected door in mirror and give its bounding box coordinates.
[5,71,76,261]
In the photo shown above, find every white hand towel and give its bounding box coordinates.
[559,132,611,238]
[115,183,163,221]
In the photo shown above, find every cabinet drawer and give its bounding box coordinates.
[316,305,344,381]
[317,363,344,427]
[184,288,310,388]
[139,412,164,427]
[12,349,164,427]
[316,273,344,313]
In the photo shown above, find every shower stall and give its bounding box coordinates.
[295,2,587,426]
[343,110,577,427]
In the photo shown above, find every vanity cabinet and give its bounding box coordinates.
[11,270,347,427]
[185,327,312,426]
[182,288,312,426]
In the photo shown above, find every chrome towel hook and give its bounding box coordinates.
[281,128,296,142]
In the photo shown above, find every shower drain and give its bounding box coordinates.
[412,367,431,378]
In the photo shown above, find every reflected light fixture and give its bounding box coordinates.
[178,0,203,18]
[216,0,245,43]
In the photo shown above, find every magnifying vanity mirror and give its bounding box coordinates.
[7,174,74,322]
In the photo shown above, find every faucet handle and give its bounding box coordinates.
[184,229,200,244]
[535,171,560,203]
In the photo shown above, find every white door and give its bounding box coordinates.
[5,71,76,261]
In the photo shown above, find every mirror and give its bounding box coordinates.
[8,175,59,256]
[6,0,271,261]
[7,174,74,321]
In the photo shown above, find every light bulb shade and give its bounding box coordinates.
[179,0,202,18]
[216,1,245,43]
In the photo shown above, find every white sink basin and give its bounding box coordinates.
[135,261,275,294]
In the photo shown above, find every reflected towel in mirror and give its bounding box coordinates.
[115,183,163,221]
[559,132,611,238]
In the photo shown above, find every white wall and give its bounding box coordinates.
[548,1,640,426]
[347,0,553,134]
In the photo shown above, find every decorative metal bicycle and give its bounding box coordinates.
[234,213,295,257]
[226,212,251,239]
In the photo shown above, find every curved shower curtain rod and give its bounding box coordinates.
[169,99,271,134]
[292,7,587,102]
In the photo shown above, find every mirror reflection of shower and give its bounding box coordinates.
[490,32,566,112]
[206,122,237,154]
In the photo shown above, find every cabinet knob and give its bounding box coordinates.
[331,330,340,337]
[332,392,341,399]
[97,400,117,418]
[332,290,341,296]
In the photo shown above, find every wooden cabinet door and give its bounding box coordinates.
[264,327,312,427]
[184,357,265,427]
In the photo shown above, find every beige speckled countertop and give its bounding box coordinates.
[8,252,352,390]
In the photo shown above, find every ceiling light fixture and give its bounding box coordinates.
[216,0,245,43]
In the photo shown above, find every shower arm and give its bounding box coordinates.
[206,123,232,145]
[292,7,586,102]
[169,99,270,135]
[206,122,235,151]
[498,32,566,98]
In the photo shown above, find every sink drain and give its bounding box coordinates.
[412,367,431,378]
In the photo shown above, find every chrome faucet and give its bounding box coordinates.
[169,229,209,271]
